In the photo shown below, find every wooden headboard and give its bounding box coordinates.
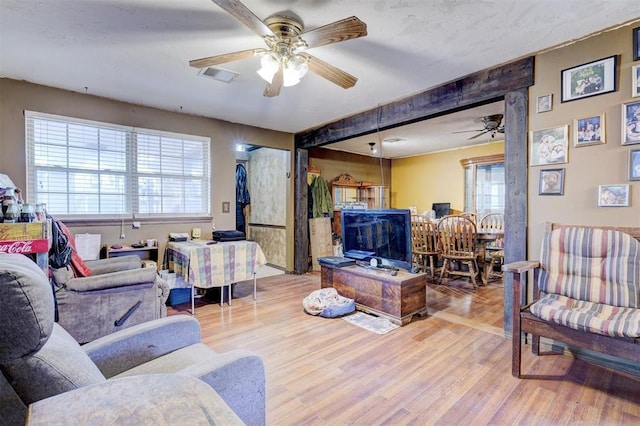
[546,223,640,242]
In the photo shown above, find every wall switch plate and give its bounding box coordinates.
[132,221,141,229]
[222,201,230,213]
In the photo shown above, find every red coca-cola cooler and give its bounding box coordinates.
[0,222,50,272]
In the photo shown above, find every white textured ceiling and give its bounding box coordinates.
[1,1,639,158]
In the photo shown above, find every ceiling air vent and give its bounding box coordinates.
[383,137,405,143]
[198,67,239,83]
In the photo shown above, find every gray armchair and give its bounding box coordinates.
[26,375,244,425]
[51,255,170,343]
[0,253,266,426]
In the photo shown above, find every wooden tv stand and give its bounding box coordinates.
[320,264,427,326]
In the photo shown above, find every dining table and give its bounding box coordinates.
[164,239,267,313]
[476,228,505,283]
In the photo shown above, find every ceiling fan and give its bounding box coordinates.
[452,114,505,140]
[189,0,367,97]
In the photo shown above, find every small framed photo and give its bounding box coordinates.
[633,64,640,98]
[561,55,617,103]
[538,168,565,195]
[622,100,640,145]
[598,184,630,207]
[630,149,640,181]
[573,114,605,147]
[529,125,569,166]
[536,94,552,113]
[634,26,640,61]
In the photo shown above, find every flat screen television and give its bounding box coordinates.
[341,208,413,272]
[431,202,451,219]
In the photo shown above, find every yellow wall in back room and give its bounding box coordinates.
[391,141,505,213]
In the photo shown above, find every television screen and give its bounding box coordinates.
[432,202,451,219]
[341,209,413,272]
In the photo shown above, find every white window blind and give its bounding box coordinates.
[25,111,210,219]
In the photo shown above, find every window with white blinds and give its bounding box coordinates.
[25,111,210,219]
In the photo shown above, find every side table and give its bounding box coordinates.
[103,244,159,267]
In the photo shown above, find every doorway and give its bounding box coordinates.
[237,146,290,270]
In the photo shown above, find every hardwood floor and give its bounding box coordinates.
[168,273,640,425]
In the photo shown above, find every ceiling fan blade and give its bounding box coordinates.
[467,129,491,140]
[189,48,265,68]
[264,67,284,97]
[301,53,357,89]
[297,16,367,49]
[211,0,274,38]
[452,129,484,134]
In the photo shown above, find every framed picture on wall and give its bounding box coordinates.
[536,94,552,113]
[529,125,569,166]
[633,64,640,98]
[598,184,630,207]
[561,55,617,103]
[538,168,565,195]
[630,149,640,181]
[634,26,640,61]
[573,114,605,147]
[622,100,640,145]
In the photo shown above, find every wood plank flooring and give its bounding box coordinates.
[168,273,640,425]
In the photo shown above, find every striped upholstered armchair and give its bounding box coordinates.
[504,226,640,378]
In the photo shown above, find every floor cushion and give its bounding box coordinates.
[303,288,355,318]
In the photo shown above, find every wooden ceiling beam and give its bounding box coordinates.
[295,56,534,148]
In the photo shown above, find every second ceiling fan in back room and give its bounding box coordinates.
[189,0,367,97]
[452,114,505,140]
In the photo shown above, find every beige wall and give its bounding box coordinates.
[391,141,505,213]
[528,24,640,258]
[0,78,295,270]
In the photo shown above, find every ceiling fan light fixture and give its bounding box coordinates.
[282,74,300,87]
[257,52,280,83]
[282,55,308,87]
[193,2,367,96]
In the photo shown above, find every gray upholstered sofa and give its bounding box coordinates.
[0,253,266,425]
[51,255,170,343]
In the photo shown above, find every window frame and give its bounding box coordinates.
[460,153,505,218]
[25,110,211,221]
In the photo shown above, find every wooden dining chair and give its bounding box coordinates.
[437,215,481,288]
[410,219,440,280]
[478,212,504,233]
[479,212,505,283]
[460,212,477,224]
